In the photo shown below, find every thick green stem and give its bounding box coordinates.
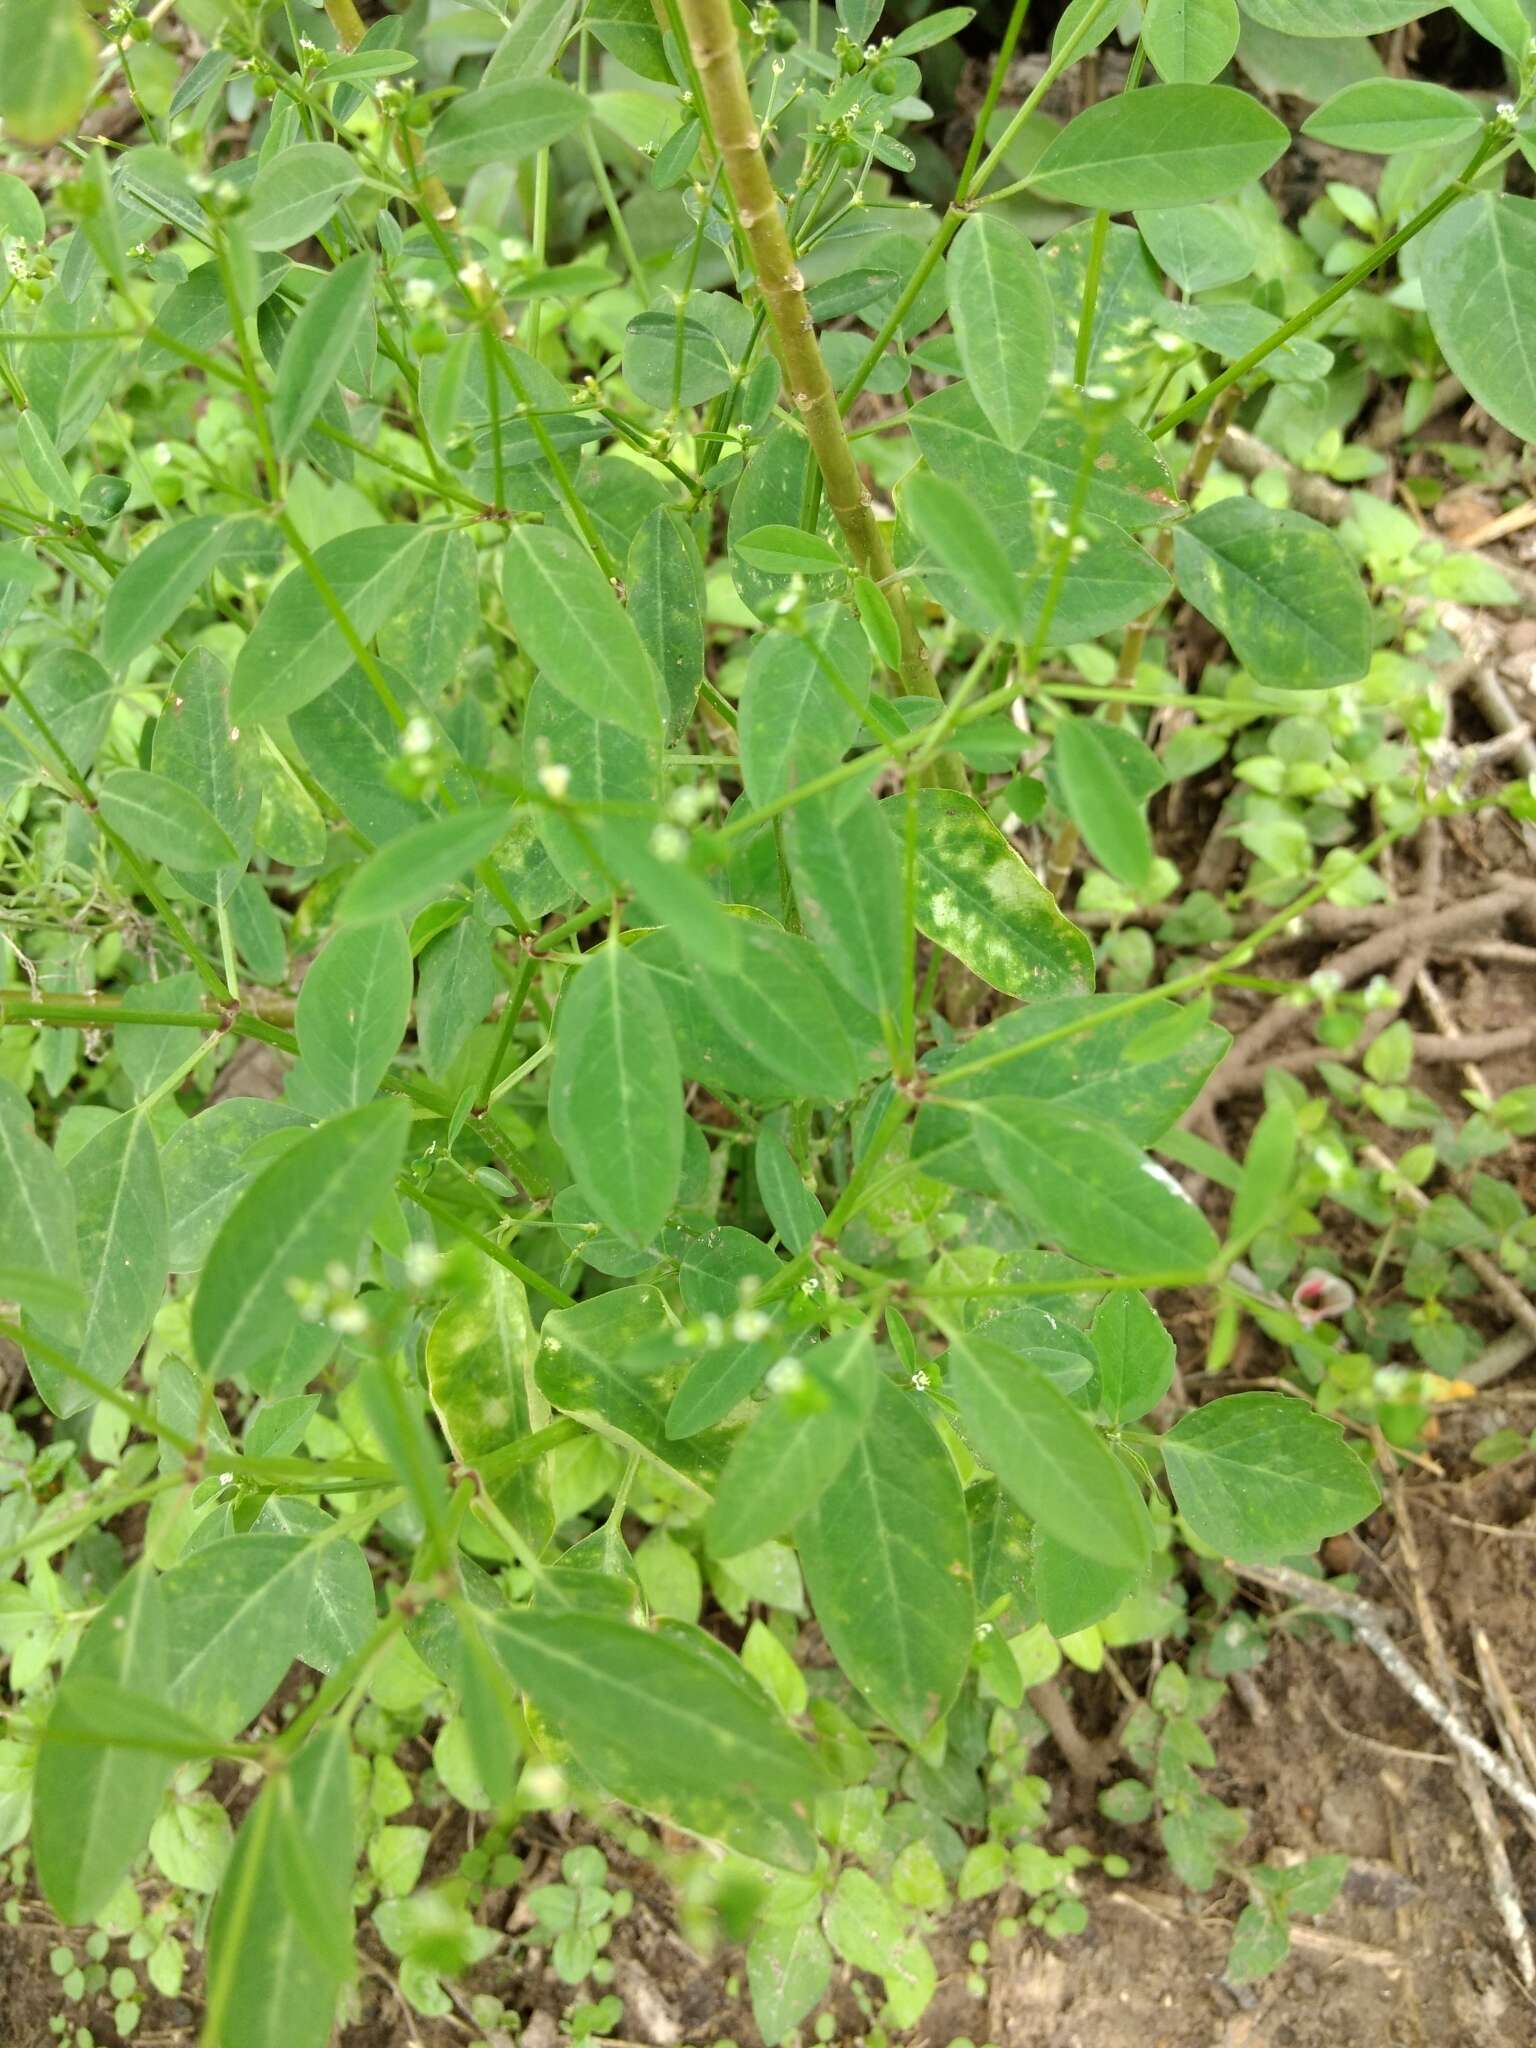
[675,0,947,723]
[323,0,368,51]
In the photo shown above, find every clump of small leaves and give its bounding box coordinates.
[1,0,1533,2042]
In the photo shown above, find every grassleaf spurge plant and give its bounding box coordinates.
[1,0,1534,2040]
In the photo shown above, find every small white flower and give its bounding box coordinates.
[218,1471,234,1488]
[732,1308,770,1342]
[329,1303,370,1336]
[457,260,489,295]
[404,1243,442,1288]
[538,761,571,800]
[401,716,434,758]
[765,1356,804,1395]
[911,1369,930,1392]
[648,823,689,863]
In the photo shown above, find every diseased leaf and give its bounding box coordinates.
[1173,498,1371,689]
[904,789,1094,999]
[427,1253,552,1553]
[33,1111,166,1418]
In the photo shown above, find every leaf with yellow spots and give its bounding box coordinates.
[900,789,1094,999]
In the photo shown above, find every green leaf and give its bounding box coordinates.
[161,1098,310,1273]
[916,995,1228,1197]
[738,609,870,808]
[707,1330,877,1558]
[1302,78,1482,152]
[1031,86,1288,211]
[1136,204,1254,293]
[427,1253,553,1553]
[910,386,1178,536]
[336,807,511,924]
[586,0,671,79]
[425,79,587,182]
[798,1376,973,1744]
[947,213,1054,452]
[694,922,863,1103]
[271,252,374,457]
[151,650,260,875]
[295,920,412,1114]
[1422,195,1536,447]
[34,1111,166,1418]
[747,1916,833,2043]
[973,1098,1220,1275]
[1162,1393,1381,1561]
[903,470,1026,639]
[784,784,905,1018]
[2,647,115,784]
[0,1077,79,1334]
[385,526,478,700]
[231,527,429,725]
[501,526,663,744]
[101,518,238,674]
[416,915,498,1081]
[753,1126,826,1255]
[17,409,78,515]
[1452,0,1536,56]
[192,1100,411,1382]
[485,1609,824,1867]
[1036,1534,1143,1637]
[485,0,579,82]
[254,1498,377,1676]
[549,943,683,1247]
[99,769,240,872]
[162,1534,313,1736]
[1240,0,1437,30]
[733,524,844,577]
[34,1568,172,1924]
[1144,0,1239,81]
[1051,715,1160,889]
[204,1726,353,2048]
[905,789,1094,999]
[244,143,363,251]
[1092,1288,1175,1425]
[948,1334,1152,1571]
[290,663,433,846]
[1172,498,1371,689]
[623,311,733,410]
[0,0,97,145]
[628,507,705,744]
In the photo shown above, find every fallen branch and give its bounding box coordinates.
[1227,1558,1536,1837]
